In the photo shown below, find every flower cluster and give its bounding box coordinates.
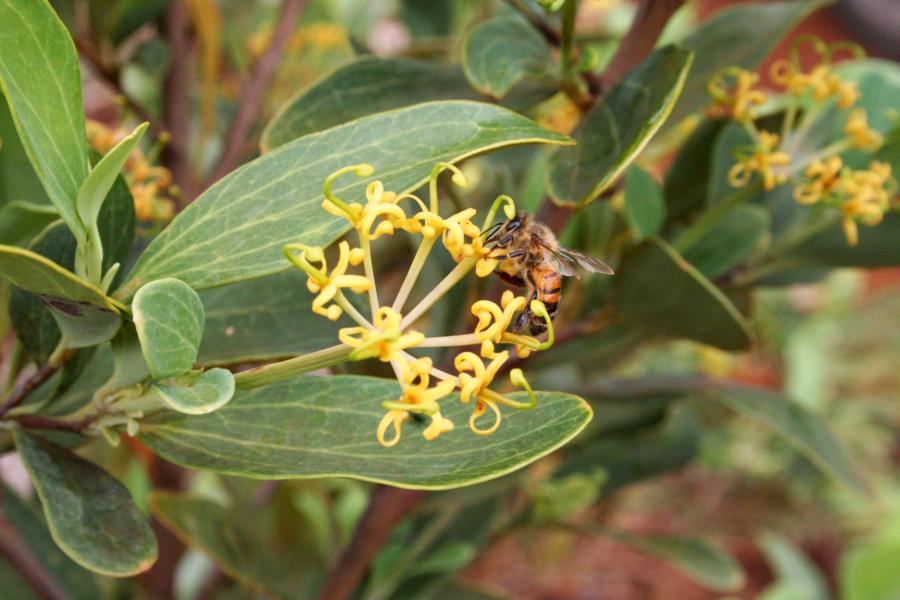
[707,38,897,246]
[86,120,178,225]
[287,163,553,446]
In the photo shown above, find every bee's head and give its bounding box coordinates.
[485,212,527,246]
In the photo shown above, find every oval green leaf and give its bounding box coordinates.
[153,368,235,415]
[0,0,90,235]
[623,165,666,240]
[547,45,693,207]
[262,57,479,151]
[0,201,57,246]
[682,204,770,278]
[132,278,205,379]
[139,375,592,490]
[116,101,571,299]
[12,428,158,576]
[0,244,114,308]
[461,14,554,100]
[614,237,753,350]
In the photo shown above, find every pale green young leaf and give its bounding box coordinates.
[153,368,235,415]
[262,57,479,150]
[139,375,592,490]
[623,165,665,240]
[12,428,158,576]
[668,0,830,126]
[614,237,753,350]
[0,0,89,235]
[461,14,554,99]
[548,46,693,207]
[115,101,571,299]
[132,278,205,379]
[758,532,829,600]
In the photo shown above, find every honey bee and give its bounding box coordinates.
[486,212,614,334]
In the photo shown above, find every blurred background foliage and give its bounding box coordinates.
[0,0,898,598]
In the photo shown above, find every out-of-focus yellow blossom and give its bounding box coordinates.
[707,69,767,121]
[840,161,894,246]
[844,109,883,151]
[339,307,424,361]
[728,131,791,190]
[284,241,370,321]
[794,157,843,205]
[770,61,859,108]
[86,120,177,224]
[289,164,552,446]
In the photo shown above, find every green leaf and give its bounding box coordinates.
[132,278,204,379]
[106,323,149,390]
[712,385,867,492]
[668,0,829,126]
[153,368,235,415]
[74,123,146,282]
[758,532,829,600]
[1,486,101,598]
[262,57,480,150]
[9,174,132,360]
[608,530,745,592]
[461,14,554,99]
[197,269,362,365]
[117,101,571,298]
[0,92,48,207]
[614,237,753,350]
[0,200,57,246]
[682,205,769,278]
[139,375,592,490]
[149,492,301,598]
[707,122,754,206]
[0,0,90,235]
[12,428,157,576]
[663,119,725,220]
[0,245,115,308]
[547,45,693,207]
[623,165,665,240]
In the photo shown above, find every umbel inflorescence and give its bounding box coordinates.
[707,37,897,246]
[285,163,553,447]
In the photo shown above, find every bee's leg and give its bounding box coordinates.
[514,288,537,332]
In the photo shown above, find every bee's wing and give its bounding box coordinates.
[557,248,615,275]
[548,252,578,277]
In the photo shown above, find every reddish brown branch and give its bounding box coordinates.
[10,415,89,433]
[315,486,426,600]
[206,0,308,186]
[0,513,68,600]
[0,350,75,417]
[599,0,686,89]
[160,0,194,197]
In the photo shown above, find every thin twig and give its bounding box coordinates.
[9,414,89,433]
[0,350,75,417]
[74,37,162,134]
[599,0,686,89]
[160,0,194,197]
[315,485,425,600]
[206,0,308,186]
[0,512,68,600]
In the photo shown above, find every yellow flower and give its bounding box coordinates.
[707,69,767,122]
[454,351,508,435]
[286,241,370,320]
[770,60,859,108]
[794,156,843,205]
[377,355,457,446]
[471,291,529,356]
[840,161,894,246]
[339,306,424,361]
[728,131,791,190]
[844,109,883,151]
